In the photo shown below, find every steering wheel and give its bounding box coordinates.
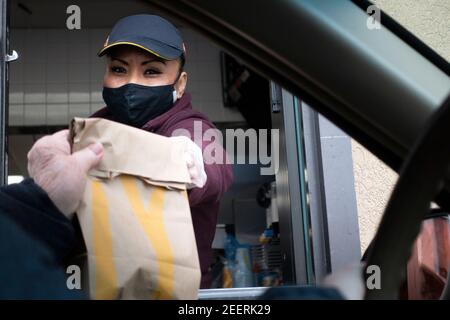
[364,94,450,299]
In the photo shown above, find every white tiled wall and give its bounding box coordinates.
[9,28,244,126]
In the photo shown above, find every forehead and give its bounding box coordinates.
[106,45,162,61]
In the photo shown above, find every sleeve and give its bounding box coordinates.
[183,121,234,207]
[0,178,77,263]
[0,213,86,299]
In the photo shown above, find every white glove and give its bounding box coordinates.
[27,130,104,219]
[169,135,207,189]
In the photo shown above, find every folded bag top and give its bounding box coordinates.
[70,117,191,189]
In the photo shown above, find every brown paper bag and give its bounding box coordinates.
[69,117,201,300]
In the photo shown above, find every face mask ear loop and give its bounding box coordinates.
[172,68,183,103]
[172,90,177,103]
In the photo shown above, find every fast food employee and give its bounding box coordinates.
[91,14,233,289]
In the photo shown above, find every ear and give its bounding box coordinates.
[174,71,188,99]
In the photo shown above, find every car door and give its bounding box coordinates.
[146,0,450,175]
[145,0,450,299]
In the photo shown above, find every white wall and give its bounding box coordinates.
[8,27,244,126]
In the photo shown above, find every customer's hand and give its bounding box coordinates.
[27,130,103,219]
[169,136,207,189]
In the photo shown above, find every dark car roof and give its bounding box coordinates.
[148,0,450,171]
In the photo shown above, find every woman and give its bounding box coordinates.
[91,14,233,288]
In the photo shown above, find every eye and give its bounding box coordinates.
[144,68,161,76]
[111,66,126,74]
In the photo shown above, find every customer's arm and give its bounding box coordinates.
[0,129,103,298]
[0,183,85,299]
[0,179,77,263]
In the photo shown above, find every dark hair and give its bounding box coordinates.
[179,53,185,71]
[179,53,185,69]
[176,53,185,80]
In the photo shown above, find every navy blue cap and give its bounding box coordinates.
[98,14,185,60]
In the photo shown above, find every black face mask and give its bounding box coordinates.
[102,83,177,128]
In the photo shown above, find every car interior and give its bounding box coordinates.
[1,0,449,299]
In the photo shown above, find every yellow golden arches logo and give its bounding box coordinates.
[91,180,118,299]
[121,176,174,300]
[91,176,175,299]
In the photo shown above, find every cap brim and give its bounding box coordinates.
[97,40,182,60]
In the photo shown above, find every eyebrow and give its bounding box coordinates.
[110,57,166,66]
[142,58,166,66]
[110,57,129,65]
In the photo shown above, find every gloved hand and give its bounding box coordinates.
[169,135,207,189]
[27,130,104,219]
